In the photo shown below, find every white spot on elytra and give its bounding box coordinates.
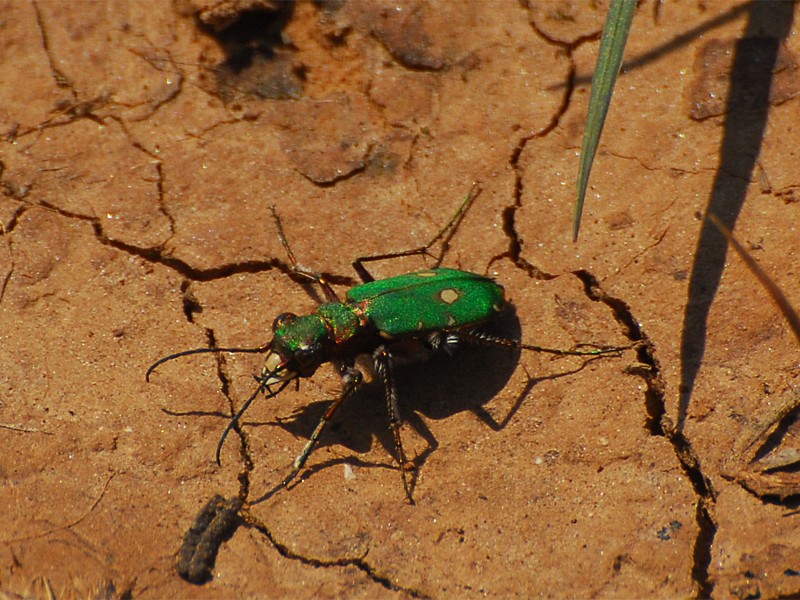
[439,288,459,304]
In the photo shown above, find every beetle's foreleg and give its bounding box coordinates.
[270,205,342,303]
[280,367,362,489]
[373,346,415,504]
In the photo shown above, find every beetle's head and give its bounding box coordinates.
[261,312,330,383]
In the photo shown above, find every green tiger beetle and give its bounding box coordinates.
[147,185,628,503]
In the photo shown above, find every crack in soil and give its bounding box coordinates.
[526,4,604,50]
[610,227,670,279]
[506,12,718,595]
[31,0,75,93]
[16,22,186,144]
[573,270,717,598]
[573,270,665,434]
[207,324,257,496]
[2,473,115,544]
[9,92,112,144]
[30,198,280,280]
[498,183,717,595]
[0,161,32,201]
[243,510,431,599]
[0,216,19,306]
[498,6,582,281]
[124,49,186,122]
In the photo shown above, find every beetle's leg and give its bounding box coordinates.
[270,206,342,303]
[454,329,631,357]
[352,183,482,283]
[281,367,362,489]
[372,345,415,504]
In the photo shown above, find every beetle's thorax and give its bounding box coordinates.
[315,301,369,344]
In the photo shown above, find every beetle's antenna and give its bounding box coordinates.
[146,344,270,382]
[215,378,293,465]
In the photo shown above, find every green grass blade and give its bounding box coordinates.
[573,0,636,242]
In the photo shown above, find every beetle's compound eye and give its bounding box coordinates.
[294,345,321,370]
[273,312,296,332]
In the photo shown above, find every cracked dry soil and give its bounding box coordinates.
[2,1,800,598]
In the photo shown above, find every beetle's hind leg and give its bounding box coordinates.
[455,329,631,357]
[280,367,362,489]
[372,346,416,504]
[352,183,482,283]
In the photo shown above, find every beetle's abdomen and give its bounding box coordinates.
[347,268,506,338]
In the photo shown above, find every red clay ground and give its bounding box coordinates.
[2,1,799,598]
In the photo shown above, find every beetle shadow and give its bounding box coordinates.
[249,308,605,501]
